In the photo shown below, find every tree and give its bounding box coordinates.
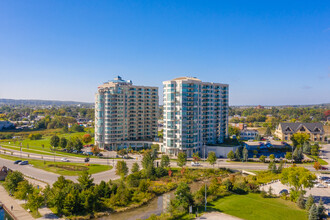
[131,162,140,173]
[171,182,194,212]
[235,148,242,160]
[71,123,84,132]
[264,127,272,137]
[259,155,266,163]
[142,151,154,169]
[77,170,94,189]
[14,180,34,200]
[91,145,100,155]
[116,161,129,178]
[317,198,325,219]
[53,176,73,190]
[82,134,92,144]
[27,190,44,212]
[303,142,311,155]
[305,195,314,211]
[281,167,316,192]
[309,204,318,220]
[160,155,170,167]
[291,133,310,147]
[207,152,217,166]
[293,147,303,163]
[285,152,292,161]
[177,152,187,168]
[313,161,321,171]
[192,152,200,162]
[4,171,24,192]
[242,147,248,162]
[50,135,60,148]
[59,137,67,149]
[268,162,277,173]
[72,137,83,151]
[311,144,319,156]
[296,193,305,209]
[228,126,240,137]
[227,150,235,160]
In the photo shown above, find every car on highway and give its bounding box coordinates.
[315,183,327,188]
[18,161,29,165]
[191,162,201,166]
[61,158,69,162]
[14,160,22,164]
[84,158,90,163]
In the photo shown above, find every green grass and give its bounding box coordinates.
[0,130,97,158]
[207,193,307,220]
[307,155,328,165]
[0,153,112,176]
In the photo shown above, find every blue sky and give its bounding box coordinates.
[0,0,329,105]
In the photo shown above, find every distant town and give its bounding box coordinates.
[0,76,329,220]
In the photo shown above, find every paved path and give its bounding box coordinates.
[197,212,242,220]
[0,185,34,220]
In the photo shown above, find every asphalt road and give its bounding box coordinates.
[1,144,325,186]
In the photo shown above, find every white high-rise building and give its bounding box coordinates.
[162,77,229,156]
[95,76,158,149]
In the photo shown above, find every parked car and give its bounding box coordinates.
[14,160,22,164]
[191,162,201,166]
[279,189,289,195]
[61,158,69,162]
[315,183,327,188]
[18,161,29,165]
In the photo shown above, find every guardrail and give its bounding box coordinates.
[2,203,18,220]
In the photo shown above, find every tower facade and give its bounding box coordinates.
[95,76,158,149]
[162,77,228,156]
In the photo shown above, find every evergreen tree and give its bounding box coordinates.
[309,204,318,220]
[317,198,325,219]
[160,155,170,167]
[303,142,311,155]
[242,147,248,162]
[305,195,314,211]
[77,170,94,189]
[264,127,272,136]
[296,193,305,209]
[227,150,235,160]
[142,151,154,169]
[235,148,242,160]
[131,162,140,173]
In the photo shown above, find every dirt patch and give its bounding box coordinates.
[48,164,88,171]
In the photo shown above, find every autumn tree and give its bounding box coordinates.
[82,134,92,144]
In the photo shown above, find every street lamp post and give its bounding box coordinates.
[204,182,207,211]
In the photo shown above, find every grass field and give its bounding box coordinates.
[207,193,307,220]
[0,129,96,158]
[0,154,112,176]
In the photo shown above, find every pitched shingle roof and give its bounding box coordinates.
[279,122,324,134]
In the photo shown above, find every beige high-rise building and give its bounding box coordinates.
[95,76,158,149]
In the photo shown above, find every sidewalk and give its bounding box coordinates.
[197,212,242,220]
[0,185,34,220]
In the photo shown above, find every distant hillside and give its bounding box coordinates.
[0,98,93,107]
[231,103,330,108]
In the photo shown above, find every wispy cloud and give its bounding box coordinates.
[302,85,312,90]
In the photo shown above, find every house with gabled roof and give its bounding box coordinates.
[275,122,326,142]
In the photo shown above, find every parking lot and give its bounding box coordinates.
[260,174,330,210]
